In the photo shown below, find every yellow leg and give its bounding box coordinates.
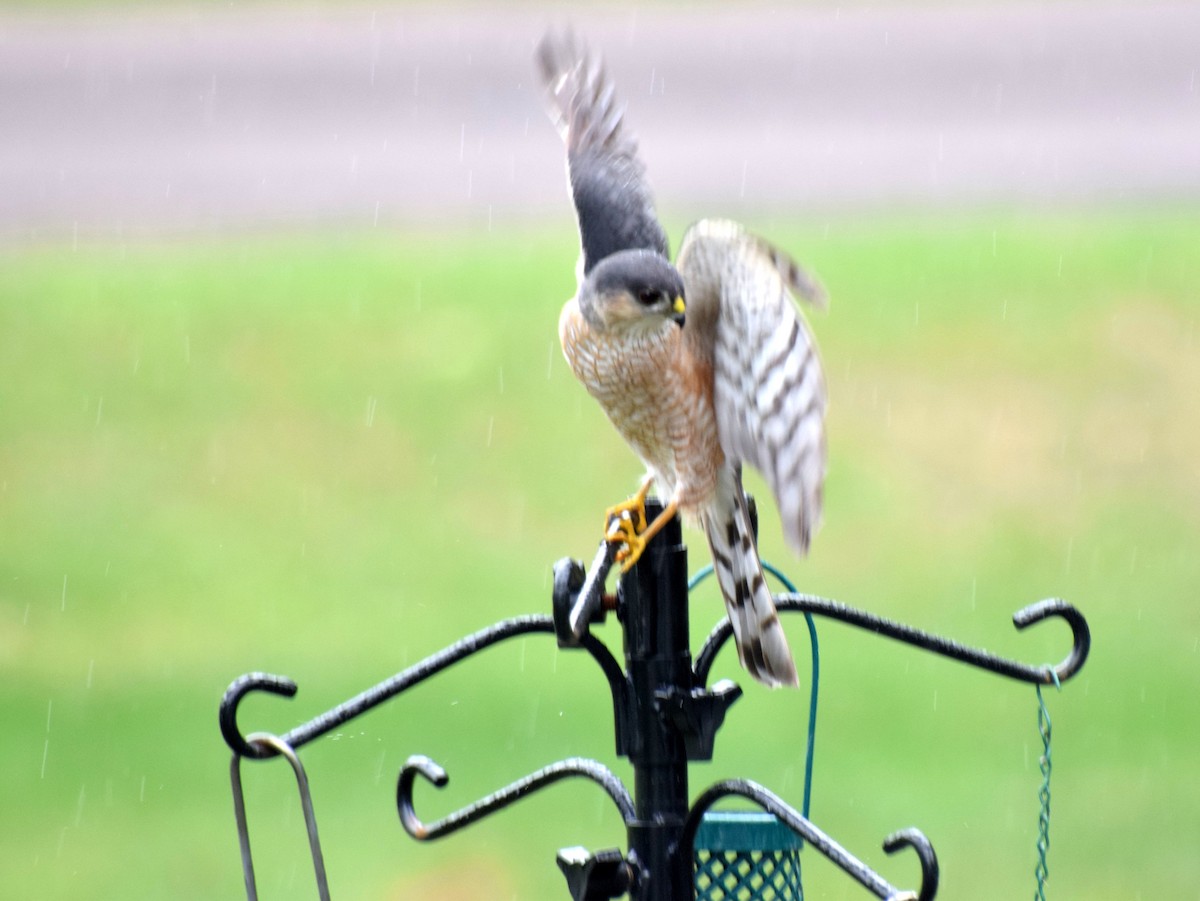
[618,499,678,571]
[604,475,655,539]
[604,477,678,573]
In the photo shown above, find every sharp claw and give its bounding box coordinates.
[605,497,646,534]
[603,480,663,572]
[616,532,647,573]
[604,505,648,572]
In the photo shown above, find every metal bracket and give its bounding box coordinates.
[654,680,743,761]
[220,615,627,762]
[397,755,635,842]
[557,846,636,901]
[695,594,1090,689]
[554,537,619,647]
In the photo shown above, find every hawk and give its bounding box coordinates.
[537,35,827,688]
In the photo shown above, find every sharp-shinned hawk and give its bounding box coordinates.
[537,34,828,688]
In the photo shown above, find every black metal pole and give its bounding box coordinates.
[619,500,692,901]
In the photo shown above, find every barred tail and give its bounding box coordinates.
[704,479,799,688]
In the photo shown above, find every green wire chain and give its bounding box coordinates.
[1034,675,1060,900]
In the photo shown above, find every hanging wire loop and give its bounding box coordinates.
[397,754,636,841]
[695,594,1089,688]
[230,732,331,901]
[681,779,938,901]
[219,614,627,761]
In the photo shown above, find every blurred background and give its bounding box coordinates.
[3,2,1198,898]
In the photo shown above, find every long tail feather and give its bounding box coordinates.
[704,481,798,688]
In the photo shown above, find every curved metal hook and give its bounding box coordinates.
[1012,598,1090,683]
[397,754,635,841]
[221,673,299,760]
[219,615,627,759]
[695,593,1089,688]
[682,779,937,901]
[882,829,940,901]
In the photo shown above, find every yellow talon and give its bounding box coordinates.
[605,498,646,539]
[608,516,649,572]
[603,480,679,573]
[604,477,655,571]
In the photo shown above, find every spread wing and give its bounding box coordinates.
[536,32,670,277]
[677,219,828,554]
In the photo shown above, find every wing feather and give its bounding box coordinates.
[677,219,827,554]
[535,33,670,276]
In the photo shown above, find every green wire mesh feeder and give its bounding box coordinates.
[221,501,1090,900]
[693,812,804,901]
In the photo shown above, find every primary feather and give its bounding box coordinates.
[536,33,669,275]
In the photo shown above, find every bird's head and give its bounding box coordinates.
[578,250,687,332]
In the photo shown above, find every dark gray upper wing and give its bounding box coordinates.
[536,33,669,275]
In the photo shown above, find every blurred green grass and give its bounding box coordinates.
[2,210,1198,899]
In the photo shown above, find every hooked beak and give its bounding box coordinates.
[671,295,686,328]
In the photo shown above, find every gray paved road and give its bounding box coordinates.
[2,3,1198,242]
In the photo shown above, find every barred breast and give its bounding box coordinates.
[559,299,720,514]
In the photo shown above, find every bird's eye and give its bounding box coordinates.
[636,288,660,306]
